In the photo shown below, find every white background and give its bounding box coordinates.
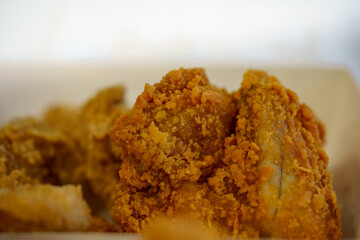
[0,0,359,84]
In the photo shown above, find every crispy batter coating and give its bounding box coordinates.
[0,150,30,188]
[0,67,341,236]
[44,86,127,207]
[111,68,237,232]
[0,118,84,184]
[0,126,90,232]
[111,68,341,238]
[42,106,83,149]
[208,70,341,238]
[0,184,90,232]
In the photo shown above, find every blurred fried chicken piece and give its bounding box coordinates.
[208,70,340,238]
[111,68,341,238]
[0,126,91,232]
[44,86,127,207]
[0,118,84,184]
[111,68,237,232]
[0,184,90,232]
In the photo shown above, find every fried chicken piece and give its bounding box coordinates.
[208,70,341,238]
[111,68,341,238]
[0,150,30,188]
[111,68,237,232]
[44,86,127,207]
[80,86,127,206]
[0,118,84,184]
[0,120,91,232]
[42,106,83,148]
[0,184,90,232]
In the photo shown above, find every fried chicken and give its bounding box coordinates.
[0,67,341,237]
[111,68,237,232]
[0,120,91,232]
[44,86,127,207]
[111,68,341,239]
[0,118,84,184]
[0,86,127,232]
[208,70,341,238]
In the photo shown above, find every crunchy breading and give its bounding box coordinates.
[207,70,341,238]
[111,68,237,232]
[0,68,341,237]
[44,86,127,207]
[0,119,91,232]
[0,118,84,184]
[111,68,341,238]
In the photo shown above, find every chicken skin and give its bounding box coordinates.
[111,68,237,232]
[208,70,341,238]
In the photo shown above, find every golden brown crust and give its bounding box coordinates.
[111,68,237,232]
[211,70,341,238]
[0,119,91,232]
[44,86,128,207]
[80,86,127,207]
[111,68,341,238]
[0,118,84,185]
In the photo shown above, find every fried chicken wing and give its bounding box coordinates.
[111,68,236,232]
[209,70,341,238]
[44,86,127,207]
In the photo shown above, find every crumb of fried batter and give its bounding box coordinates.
[111,68,237,232]
[0,67,340,237]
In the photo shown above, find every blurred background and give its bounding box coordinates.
[0,0,359,84]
